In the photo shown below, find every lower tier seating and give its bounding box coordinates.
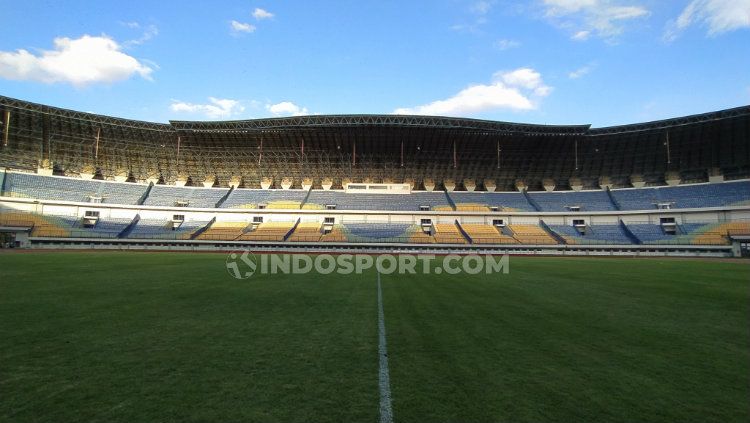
[507,224,557,244]
[460,224,517,244]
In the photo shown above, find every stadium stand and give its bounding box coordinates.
[127,219,210,240]
[1,97,748,255]
[433,222,467,244]
[2,172,749,213]
[319,224,348,242]
[508,224,558,244]
[144,185,229,208]
[236,221,297,241]
[343,222,413,243]
[449,191,535,211]
[548,224,634,245]
[222,189,308,209]
[611,181,750,210]
[197,221,249,241]
[460,224,517,244]
[304,191,452,211]
[2,172,147,204]
[288,221,322,242]
[527,190,617,212]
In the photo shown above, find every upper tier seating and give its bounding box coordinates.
[144,185,228,208]
[548,224,633,245]
[222,189,308,209]
[449,192,534,211]
[611,181,750,210]
[304,191,452,211]
[527,190,616,212]
[2,172,146,204]
[3,172,749,213]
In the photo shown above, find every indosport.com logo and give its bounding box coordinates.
[225,251,510,280]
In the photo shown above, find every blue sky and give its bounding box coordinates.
[0,0,748,127]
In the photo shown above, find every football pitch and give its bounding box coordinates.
[0,252,748,423]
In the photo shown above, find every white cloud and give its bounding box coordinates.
[393,68,551,116]
[230,20,256,34]
[124,24,158,47]
[253,8,274,20]
[542,0,649,39]
[495,39,521,50]
[664,0,750,42]
[170,97,245,119]
[266,101,309,116]
[569,64,594,78]
[0,34,154,86]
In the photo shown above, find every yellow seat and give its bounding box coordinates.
[197,221,248,240]
[434,223,467,244]
[508,224,558,244]
[288,222,322,242]
[461,224,518,244]
[237,221,296,241]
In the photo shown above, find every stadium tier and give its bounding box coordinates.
[2,171,750,211]
[1,96,748,190]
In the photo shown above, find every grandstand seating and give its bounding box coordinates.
[236,221,296,241]
[288,222,322,242]
[449,191,534,211]
[624,224,678,244]
[508,224,557,244]
[304,191,452,211]
[343,222,413,243]
[0,211,70,237]
[127,219,209,240]
[548,224,632,245]
[689,222,750,245]
[460,224,517,244]
[2,172,147,204]
[197,221,249,241]
[144,185,228,208]
[222,189,307,209]
[3,172,749,214]
[434,223,467,244]
[527,190,617,212]
[611,181,750,210]
[319,224,347,242]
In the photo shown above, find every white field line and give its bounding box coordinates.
[377,271,394,423]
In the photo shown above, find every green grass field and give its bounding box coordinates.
[0,252,748,423]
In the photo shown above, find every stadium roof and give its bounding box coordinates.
[1,94,748,137]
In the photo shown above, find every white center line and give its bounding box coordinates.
[377,271,394,423]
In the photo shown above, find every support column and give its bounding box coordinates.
[2,110,9,147]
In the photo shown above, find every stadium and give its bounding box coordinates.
[0,96,749,255]
[0,95,749,422]
[1,1,749,422]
